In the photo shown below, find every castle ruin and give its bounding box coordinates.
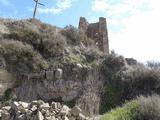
[79,17,109,54]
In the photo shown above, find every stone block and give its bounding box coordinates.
[46,71,54,80]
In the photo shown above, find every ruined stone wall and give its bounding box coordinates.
[78,17,109,54]
[13,64,103,115]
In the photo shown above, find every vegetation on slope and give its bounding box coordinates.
[1,18,160,119]
[100,51,160,114]
[101,95,160,120]
[0,40,48,74]
[0,18,103,76]
[101,100,139,120]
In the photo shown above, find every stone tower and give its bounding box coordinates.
[79,17,109,54]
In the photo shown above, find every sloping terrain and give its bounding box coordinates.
[0,18,160,120]
[0,18,104,116]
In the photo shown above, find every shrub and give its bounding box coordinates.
[40,33,66,58]
[4,29,42,49]
[3,19,66,58]
[147,61,160,71]
[137,95,160,120]
[0,88,12,101]
[101,100,139,120]
[64,54,86,64]
[100,52,126,113]
[61,25,93,46]
[101,51,126,79]
[101,95,160,120]
[100,83,124,114]
[0,40,48,74]
[100,52,160,114]
[82,47,102,64]
[122,64,160,100]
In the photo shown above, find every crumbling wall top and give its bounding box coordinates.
[78,17,109,54]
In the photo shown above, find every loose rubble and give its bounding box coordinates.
[0,100,89,120]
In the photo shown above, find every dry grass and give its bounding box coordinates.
[137,95,160,120]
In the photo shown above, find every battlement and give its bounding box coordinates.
[79,17,109,54]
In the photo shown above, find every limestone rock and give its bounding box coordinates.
[46,71,54,80]
[79,113,88,120]
[2,106,11,111]
[17,114,26,120]
[11,101,20,111]
[37,111,44,120]
[19,101,29,109]
[70,106,82,116]
[45,115,56,120]
[60,105,71,116]
[1,110,10,120]
[40,102,50,110]
[0,109,2,117]
[30,105,37,112]
[55,68,63,79]
[77,63,83,68]
[0,100,90,120]
[11,101,28,113]
[51,102,62,111]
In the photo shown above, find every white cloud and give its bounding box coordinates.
[92,0,152,18]
[38,0,76,15]
[0,0,10,6]
[109,8,160,62]
[92,0,108,12]
[92,0,160,62]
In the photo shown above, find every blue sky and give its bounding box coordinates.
[0,0,160,62]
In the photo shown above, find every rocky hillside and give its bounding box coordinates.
[0,18,104,116]
[1,18,160,120]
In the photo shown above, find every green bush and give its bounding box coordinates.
[100,52,126,113]
[0,88,12,101]
[101,95,160,120]
[100,83,124,114]
[100,52,160,114]
[64,54,86,64]
[101,51,126,75]
[101,101,139,120]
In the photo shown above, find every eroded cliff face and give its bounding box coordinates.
[13,64,103,115]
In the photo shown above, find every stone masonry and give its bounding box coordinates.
[79,17,109,54]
